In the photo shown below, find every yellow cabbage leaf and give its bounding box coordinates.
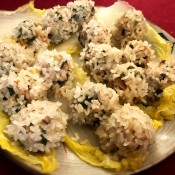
[146,25,173,60]
[2,38,16,44]
[0,110,58,174]
[15,1,45,16]
[152,119,163,130]
[65,134,147,172]
[156,84,175,120]
[73,62,90,85]
[137,105,163,130]
[56,34,81,54]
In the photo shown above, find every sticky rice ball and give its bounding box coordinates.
[5,100,68,152]
[14,68,52,101]
[42,6,78,44]
[67,0,95,25]
[0,68,52,115]
[0,73,27,115]
[0,41,35,77]
[13,19,50,52]
[35,49,73,87]
[78,19,111,47]
[110,62,148,104]
[70,82,120,125]
[122,40,156,68]
[80,43,123,83]
[111,9,148,48]
[145,60,175,103]
[0,67,51,106]
[96,103,155,157]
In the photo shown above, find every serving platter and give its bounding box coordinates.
[0,1,175,175]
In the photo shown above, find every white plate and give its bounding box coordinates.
[0,5,175,175]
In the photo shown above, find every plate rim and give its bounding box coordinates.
[0,7,175,175]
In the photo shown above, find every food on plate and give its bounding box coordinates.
[0,0,174,174]
[80,42,123,83]
[0,109,58,174]
[111,9,148,48]
[79,19,111,46]
[0,41,34,76]
[96,103,155,157]
[67,0,95,25]
[145,60,175,104]
[0,67,51,115]
[12,19,50,53]
[35,49,73,86]
[110,62,148,104]
[70,82,120,125]
[4,100,68,152]
[122,40,156,68]
[42,0,95,44]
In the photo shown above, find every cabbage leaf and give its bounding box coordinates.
[146,26,173,60]
[156,84,175,120]
[0,110,59,173]
[65,134,147,172]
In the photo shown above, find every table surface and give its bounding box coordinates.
[0,0,175,175]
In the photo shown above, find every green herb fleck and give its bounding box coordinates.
[60,60,68,69]
[3,97,7,101]
[26,36,36,44]
[41,134,47,145]
[129,44,134,49]
[91,7,95,13]
[17,28,22,38]
[156,88,163,95]
[127,66,135,70]
[134,21,139,26]
[55,12,63,21]
[120,73,126,78]
[7,87,15,96]
[15,108,20,113]
[40,127,47,134]
[160,73,166,80]
[57,80,67,86]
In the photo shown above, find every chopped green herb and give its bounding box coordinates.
[7,87,15,96]
[91,7,95,13]
[80,94,98,110]
[92,118,100,128]
[160,73,166,80]
[3,97,7,101]
[156,88,163,95]
[48,33,53,38]
[129,44,134,49]
[102,50,106,53]
[55,12,63,21]
[127,66,135,70]
[60,60,68,69]
[121,29,126,36]
[41,134,47,145]
[134,21,139,26]
[26,36,36,44]
[15,108,20,113]
[72,14,79,21]
[81,102,88,109]
[120,73,126,78]
[57,80,67,86]
[17,28,22,38]
[40,127,47,134]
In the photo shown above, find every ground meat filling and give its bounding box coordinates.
[111,9,148,48]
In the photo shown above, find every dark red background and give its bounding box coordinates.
[0,0,175,37]
[0,1,174,175]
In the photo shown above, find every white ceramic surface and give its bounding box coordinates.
[0,6,175,175]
